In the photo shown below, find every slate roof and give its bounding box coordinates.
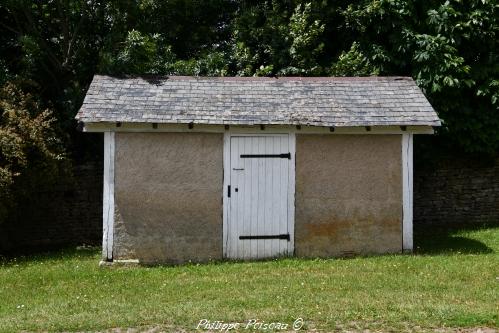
[76,75,441,127]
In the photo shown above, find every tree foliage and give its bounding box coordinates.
[0,0,497,151]
[231,1,326,76]
[0,81,65,221]
[339,0,499,154]
[0,0,498,224]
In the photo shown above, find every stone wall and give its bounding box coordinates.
[414,155,499,231]
[0,161,103,253]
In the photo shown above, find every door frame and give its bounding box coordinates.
[223,131,296,258]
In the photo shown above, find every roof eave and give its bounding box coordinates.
[80,121,438,135]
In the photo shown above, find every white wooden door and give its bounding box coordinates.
[226,135,292,259]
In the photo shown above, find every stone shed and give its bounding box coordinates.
[76,75,440,264]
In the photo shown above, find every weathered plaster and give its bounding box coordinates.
[295,134,403,257]
[113,132,223,264]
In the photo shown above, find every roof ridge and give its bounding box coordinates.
[93,74,413,82]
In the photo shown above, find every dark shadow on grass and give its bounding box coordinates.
[0,246,99,266]
[3,226,496,267]
[415,235,494,254]
[414,224,496,255]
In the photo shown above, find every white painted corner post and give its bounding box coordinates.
[402,133,414,252]
[103,131,115,261]
[287,132,296,256]
[222,132,230,258]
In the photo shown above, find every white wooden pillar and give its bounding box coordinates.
[402,133,414,252]
[287,132,296,256]
[103,131,115,260]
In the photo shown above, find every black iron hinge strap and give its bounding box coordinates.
[240,153,291,159]
[239,234,290,241]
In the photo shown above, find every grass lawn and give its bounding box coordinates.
[0,227,498,332]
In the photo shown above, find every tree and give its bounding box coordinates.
[340,0,499,155]
[231,0,499,155]
[0,81,65,223]
[0,0,497,195]
[230,1,326,76]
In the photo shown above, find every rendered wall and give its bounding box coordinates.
[295,134,403,257]
[113,132,223,264]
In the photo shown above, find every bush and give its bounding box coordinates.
[0,81,66,223]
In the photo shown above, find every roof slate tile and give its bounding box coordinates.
[76,75,441,127]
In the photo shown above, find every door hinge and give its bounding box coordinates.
[239,234,290,241]
[228,185,231,198]
[240,153,291,159]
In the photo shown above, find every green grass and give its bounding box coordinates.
[0,227,498,332]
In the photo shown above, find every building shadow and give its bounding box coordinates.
[0,246,99,266]
[414,224,496,255]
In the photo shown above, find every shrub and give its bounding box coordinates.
[0,81,65,223]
